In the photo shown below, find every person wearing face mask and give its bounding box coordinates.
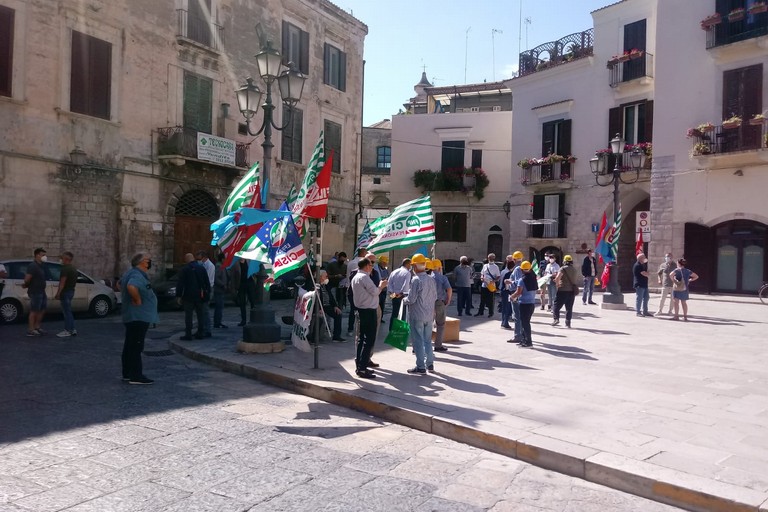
[581,249,598,305]
[544,254,560,313]
[22,248,48,337]
[505,251,525,341]
[475,253,500,317]
[430,259,452,353]
[317,270,345,342]
[120,252,159,385]
[499,255,515,330]
[656,252,676,316]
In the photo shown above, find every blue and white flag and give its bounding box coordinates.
[237,208,307,284]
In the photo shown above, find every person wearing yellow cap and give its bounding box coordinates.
[475,253,501,317]
[509,261,538,347]
[404,253,437,374]
[430,258,452,353]
[553,254,580,328]
[502,251,525,341]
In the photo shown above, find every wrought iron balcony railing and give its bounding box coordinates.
[705,11,768,49]
[690,122,766,156]
[525,218,567,239]
[518,29,594,77]
[157,126,250,168]
[607,52,653,87]
[520,162,573,186]
[176,9,223,50]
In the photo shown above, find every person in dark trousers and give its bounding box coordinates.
[233,258,256,326]
[326,251,347,309]
[23,248,48,337]
[120,252,158,385]
[475,254,500,317]
[176,253,211,340]
[55,251,78,337]
[581,249,598,305]
[633,253,652,317]
[509,261,538,348]
[317,270,344,341]
[453,256,473,316]
[213,253,229,328]
[552,255,580,328]
[351,259,388,379]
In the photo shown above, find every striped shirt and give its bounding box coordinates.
[404,272,437,322]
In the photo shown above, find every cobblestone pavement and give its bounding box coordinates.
[0,308,681,511]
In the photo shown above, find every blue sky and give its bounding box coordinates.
[336,0,612,125]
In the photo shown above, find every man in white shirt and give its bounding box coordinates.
[351,259,387,379]
[475,253,501,318]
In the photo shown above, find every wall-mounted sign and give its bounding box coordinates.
[636,211,651,242]
[197,133,236,166]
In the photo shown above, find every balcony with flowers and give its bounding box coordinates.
[590,143,652,175]
[517,154,577,186]
[701,3,768,50]
[688,115,768,168]
[518,29,594,77]
[606,49,654,88]
[412,167,490,199]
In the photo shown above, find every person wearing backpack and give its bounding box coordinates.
[552,255,580,328]
[509,261,538,348]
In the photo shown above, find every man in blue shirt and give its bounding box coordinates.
[404,254,437,374]
[431,259,452,353]
[509,261,538,348]
[120,252,159,385]
[387,258,412,330]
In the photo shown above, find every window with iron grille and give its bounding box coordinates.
[435,212,467,242]
[281,106,303,163]
[324,119,341,173]
[0,5,13,98]
[282,21,309,74]
[441,140,465,170]
[183,71,213,134]
[176,189,219,217]
[70,31,112,119]
[376,146,391,169]
[323,43,346,91]
[187,0,212,47]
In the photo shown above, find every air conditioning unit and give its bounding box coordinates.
[492,106,502,112]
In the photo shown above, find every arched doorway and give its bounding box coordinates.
[714,220,767,293]
[487,225,503,258]
[173,190,219,266]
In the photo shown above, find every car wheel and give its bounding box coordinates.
[0,299,22,324]
[89,295,112,317]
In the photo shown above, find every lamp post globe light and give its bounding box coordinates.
[235,37,307,346]
[588,133,646,307]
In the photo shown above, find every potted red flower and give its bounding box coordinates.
[728,7,746,21]
[749,2,767,14]
[700,13,722,29]
[628,48,643,60]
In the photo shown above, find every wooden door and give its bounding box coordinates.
[174,215,215,265]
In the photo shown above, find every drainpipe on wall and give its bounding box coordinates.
[353,60,366,249]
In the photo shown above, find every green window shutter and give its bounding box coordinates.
[198,76,212,133]
[339,50,347,92]
[299,29,309,75]
[184,72,212,133]
[323,44,330,85]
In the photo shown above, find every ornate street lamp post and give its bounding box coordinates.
[589,134,646,306]
[235,37,307,345]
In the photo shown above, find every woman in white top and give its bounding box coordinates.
[545,256,560,311]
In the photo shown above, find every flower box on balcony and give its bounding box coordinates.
[691,142,712,156]
[700,13,722,29]
[628,49,644,60]
[728,8,746,21]
[749,114,766,126]
[722,116,742,130]
[749,2,767,14]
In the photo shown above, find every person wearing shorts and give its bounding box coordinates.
[24,248,48,337]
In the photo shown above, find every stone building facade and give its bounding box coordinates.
[360,119,392,230]
[0,0,366,280]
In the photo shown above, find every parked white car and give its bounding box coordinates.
[0,259,117,324]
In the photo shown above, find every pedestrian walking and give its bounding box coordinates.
[671,258,698,322]
[387,258,412,330]
[351,258,388,379]
[656,252,676,316]
[552,255,580,328]
[54,251,78,337]
[120,252,158,385]
[475,253,500,317]
[404,254,437,374]
[213,253,229,328]
[633,253,652,317]
[545,254,560,312]
[177,253,211,340]
[195,250,215,336]
[453,256,473,316]
[23,248,48,337]
[509,261,538,347]
[431,259,452,353]
[581,249,598,305]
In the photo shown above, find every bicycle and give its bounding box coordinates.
[760,282,768,304]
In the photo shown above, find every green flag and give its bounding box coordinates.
[367,196,435,253]
[221,162,259,216]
